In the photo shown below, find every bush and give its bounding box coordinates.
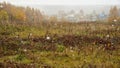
[15,54,26,61]
[56,44,65,52]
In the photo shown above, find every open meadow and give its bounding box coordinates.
[0,22,120,68]
[0,1,120,68]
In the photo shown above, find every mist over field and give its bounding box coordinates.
[35,5,119,15]
[0,0,120,16]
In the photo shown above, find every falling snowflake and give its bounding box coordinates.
[15,35,19,38]
[106,35,110,38]
[46,36,50,40]
[29,33,32,36]
[21,40,24,44]
[113,19,117,22]
[23,49,27,52]
[111,43,114,45]
[111,24,114,27]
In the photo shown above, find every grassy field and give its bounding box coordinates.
[0,22,120,68]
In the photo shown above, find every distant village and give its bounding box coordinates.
[56,10,107,22]
[44,7,120,23]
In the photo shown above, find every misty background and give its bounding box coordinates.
[34,5,120,16]
[0,0,120,16]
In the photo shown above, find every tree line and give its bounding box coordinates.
[0,2,43,24]
[0,2,120,25]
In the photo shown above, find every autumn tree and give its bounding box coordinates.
[0,10,9,23]
[1,2,26,23]
[0,2,44,24]
[108,6,119,22]
[119,8,120,21]
[49,16,58,23]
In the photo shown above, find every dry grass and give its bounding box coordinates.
[0,22,120,68]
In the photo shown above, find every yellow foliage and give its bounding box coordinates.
[10,7,26,21]
[108,6,119,22]
[0,10,9,21]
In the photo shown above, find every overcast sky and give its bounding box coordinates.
[0,0,120,5]
[0,0,120,15]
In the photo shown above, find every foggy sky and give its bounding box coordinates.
[0,0,120,15]
[0,0,120,5]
